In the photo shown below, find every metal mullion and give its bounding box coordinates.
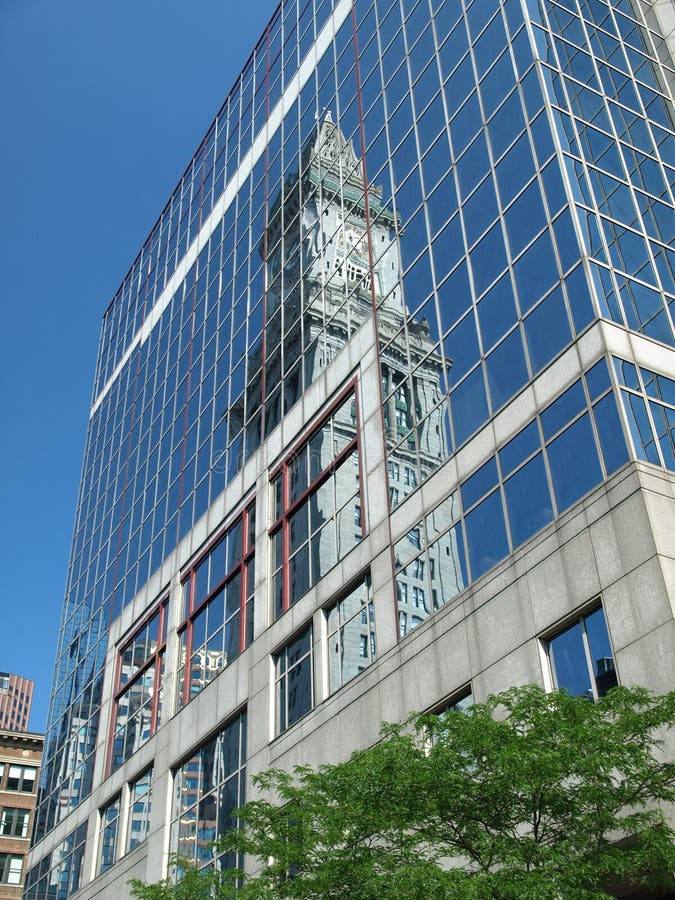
[241,504,253,649]
[238,555,247,653]
[284,465,332,520]
[149,600,166,733]
[353,389,366,539]
[284,435,358,520]
[260,22,271,442]
[106,643,125,775]
[181,506,248,587]
[149,652,162,738]
[268,381,358,481]
[282,462,291,614]
[580,615,600,702]
[114,652,157,709]
[182,574,195,709]
[195,556,241,623]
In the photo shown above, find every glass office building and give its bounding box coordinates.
[27,0,675,894]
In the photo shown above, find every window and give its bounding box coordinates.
[6,765,36,792]
[98,795,121,873]
[111,601,167,772]
[171,712,246,873]
[547,606,617,700]
[0,674,9,693]
[399,611,408,636]
[270,391,361,618]
[327,578,376,693]
[437,689,474,716]
[275,628,313,733]
[0,854,22,885]
[412,586,426,610]
[432,688,474,745]
[127,768,153,851]
[24,822,87,900]
[178,502,255,707]
[1,807,30,838]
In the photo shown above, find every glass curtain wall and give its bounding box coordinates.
[34,0,674,882]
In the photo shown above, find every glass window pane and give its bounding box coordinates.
[504,452,553,547]
[451,366,489,446]
[584,608,617,696]
[547,413,603,512]
[485,328,529,411]
[593,394,629,475]
[541,380,586,441]
[476,272,518,350]
[461,457,498,510]
[523,287,572,374]
[287,655,312,727]
[549,621,593,698]
[465,490,509,580]
[499,420,540,476]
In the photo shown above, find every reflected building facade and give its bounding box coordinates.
[28,0,675,895]
[0,675,33,734]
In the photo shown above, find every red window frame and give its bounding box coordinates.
[178,500,256,709]
[109,598,168,775]
[270,381,364,619]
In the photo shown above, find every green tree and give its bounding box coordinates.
[130,686,675,899]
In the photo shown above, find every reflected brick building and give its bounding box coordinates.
[0,676,33,735]
[28,0,675,896]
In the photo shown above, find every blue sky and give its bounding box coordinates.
[0,0,277,732]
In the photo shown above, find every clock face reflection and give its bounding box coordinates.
[336,225,369,261]
[345,228,368,258]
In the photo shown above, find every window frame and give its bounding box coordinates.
[5,764,37,793]
[0,806,30,838]
[269,381,363,619]
[177,499,256,709]
[325,574,376,694]
[428,685,475,747]
[97,793,122,874]
[126,767,153,853]
[433,685,474,717]
[274,625,314,735]
[170,710,247,871]
[0,853,23,885]
[543,602,618,701]
[109,598,168,774]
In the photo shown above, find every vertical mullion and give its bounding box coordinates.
[239,511,247,652]
[107,647,124,775]
[182,574,195,708]
[283,463,291,613]
[149,602,165,734]
[580,614,599,702]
